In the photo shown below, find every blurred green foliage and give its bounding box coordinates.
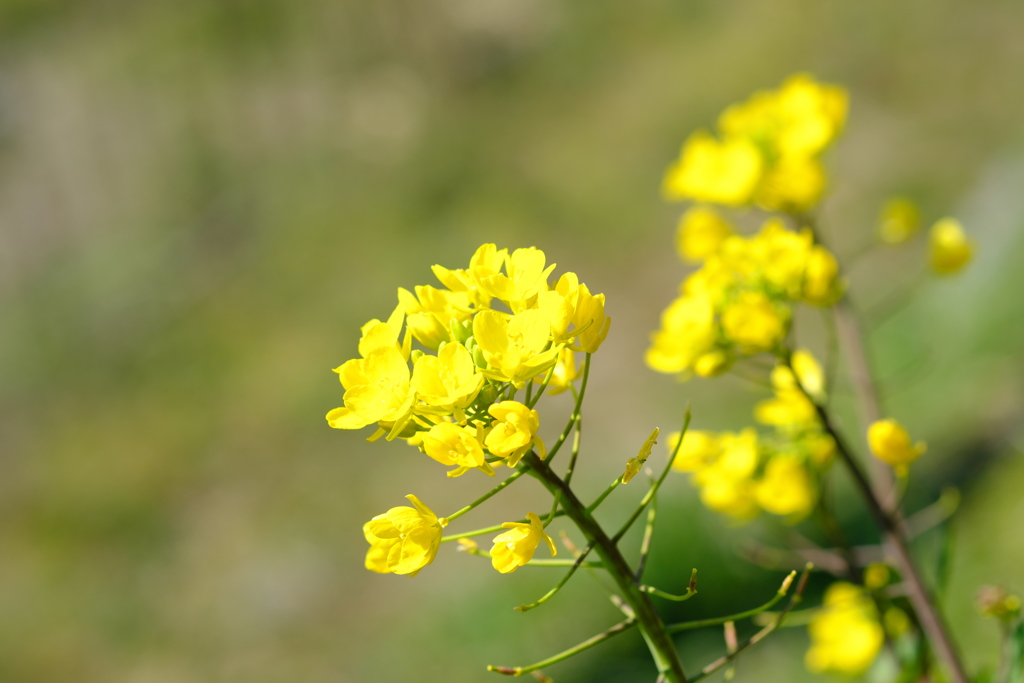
[2,1,1024,681]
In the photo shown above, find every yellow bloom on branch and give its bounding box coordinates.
[363,494,447,576]
[755,455,814,519]
[675,206,734,262]
[868,419,926,475]
[663,132,764,206]
[878,197,921,245]
[421,422,493,478]
[806,582,884,674]
[929,218,974,275]
[411,341,484,414]
[473,309,560,388]
[327,346,415,435]
[721,291,786,352]
[490,512,557,574]
[485,401,546,467]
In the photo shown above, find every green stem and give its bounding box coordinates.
[524,451,689,683]
[688,565,812,683]
[488,618,636,677]
[666,571,795,633]
[444,468,526,524]
[635,492,658,580]
[515,543,596,613]
[440,509,567,543]
[543,354,592,465]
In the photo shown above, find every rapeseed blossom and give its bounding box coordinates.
[878,197,921,245]
[805,582,884,674]
[647,219,841,378]
[364,495,447,576]
[490,512,557,574]
[330,244,610,576]
[663,74,847,212]
[929,218,974,275]
[868,418,926,475]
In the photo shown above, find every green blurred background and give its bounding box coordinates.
[3,0,1024,681]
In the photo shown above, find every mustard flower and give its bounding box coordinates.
[398,285,472,350]
[663,131,764,206]
[356,303,408,359]
[668,429,720,473]
[806,583,884,674]
[929,218,973,275]
[646,293,717,375]
[327,346,415,434]
[675,206,734,262]
[431,243,507,309]
[537,347,577,395]
[755,156,826,213]
[479,247,556,312]
[754,365,817,426]
[755,455,814,519]
[411,341,484,414]
[485,401,546,467]
[868,418,926,475]
[721,291,786,352]
[791,348,825,399]
[490,512,557,574]
[572,283,611,353]
[473,309,560,388]
[363,494,447,576]
[802,245,842,306]
[878,197,921,245]
[421,422,493,478]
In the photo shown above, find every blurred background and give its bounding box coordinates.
[3,0,1024,681]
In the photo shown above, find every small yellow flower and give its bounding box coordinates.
[431,243,507,309]
[802,245,842,306]
[791,348,825,398]
[363,494,447,576]
[490,512,557,574]
[867,418,926,475]
[398,285,472,350]
[421,422,493,478]
[878,197,920,245]
[473,309,560,388]
[806,582,884,674]
[355,303,408,359]
[624,427,660,484]
[755,156,826,213]
[646,293,717,375]
[721,291,786,352]
[411,342,484,413]
[663,131,764,206]
[479,247,556,312]
[572,283,611,353]
[929,218,973,275]
[327,346,415,434]
[668,429,720,473]
[485,401,546,467]
[755,455,814,518]
[675,206,734,262]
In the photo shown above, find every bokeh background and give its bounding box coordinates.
[3,0,1024,681]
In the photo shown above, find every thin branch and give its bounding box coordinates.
[488,618,637,677]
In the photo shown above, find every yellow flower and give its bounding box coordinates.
[693,349,732,377]
[624,427,660,484]
[868,419,926,474]
[748,220,814,297]
[479,247,556,312]
[473,309,559,388]
[363,494,447,576]
[327,346,415,435]
[356,303,408,359]
[929,218,973,275]
[411,341,484,414]
[668,429,720,473]
[721,291,786,352]
[646,293,717,375]
[537,347,577,395]
[755,455,814,519]
[802,245,842,306]
[878,197,920,245]
[485,401,546,467]
[572,283,611,353]
[431,243,507,309]
[755,156,826,213]
[398,285,472,350]
[806,582,884,674]
[755,364,818,426]
[675,206,734,262]
[663,131,764,206]
[490,512,557,574]
[791,348,825,398]
[421,422,493,478]
[692,429,760,520]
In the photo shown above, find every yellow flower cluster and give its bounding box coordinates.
[805,582,884,674]
[648,213,842,378]
[867,418,926,476]
[667,350,833,522]
[330,244,609,575]
[663,74,847,213]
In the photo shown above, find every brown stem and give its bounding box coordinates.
[523,452,689,683]
[809,400,969,683]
